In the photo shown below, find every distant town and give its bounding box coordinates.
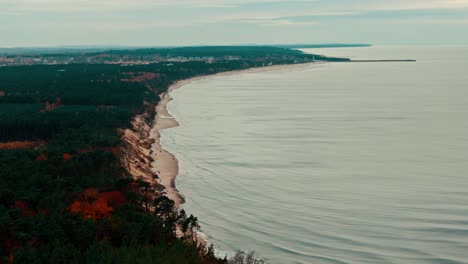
[0,44,367,66]
[0,53,232,66]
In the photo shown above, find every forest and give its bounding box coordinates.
[0,47,348,263]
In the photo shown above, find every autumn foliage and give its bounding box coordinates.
[120,72,159,83]
[62,153,73,161]
[69,188,126,220]
[14,200,36,217]
[0,141,44,150]
[35,153,48,161]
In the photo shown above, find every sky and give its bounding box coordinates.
[1,0,468,47]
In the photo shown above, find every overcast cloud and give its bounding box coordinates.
[1,0,467,46]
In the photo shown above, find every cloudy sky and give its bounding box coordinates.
[1,0,467,47]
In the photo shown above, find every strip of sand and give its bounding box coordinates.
[149,91,184,207]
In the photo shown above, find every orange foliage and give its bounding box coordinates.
[100,191,127,207]
[69,198,113,220]
[83,188,99,200]
[0,141,44,150]
[77,147,120,155]
[63,153,73,161]
[14,200,36,217]
[69,188,126,220]
[36,153,48,161]
[1,240,18,264]
[120,72,159,83]
[109,147,120,155]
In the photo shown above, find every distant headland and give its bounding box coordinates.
[275,44,372,49]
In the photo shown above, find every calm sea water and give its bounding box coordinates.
[162,46,468,264]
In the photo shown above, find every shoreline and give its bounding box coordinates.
[149,62,320,208]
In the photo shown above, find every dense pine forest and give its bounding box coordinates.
[0,47,348,263]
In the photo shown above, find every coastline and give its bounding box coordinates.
[149,62,319,208]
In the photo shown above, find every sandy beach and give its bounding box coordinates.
[149,62,319,208]
[149,90,184,207]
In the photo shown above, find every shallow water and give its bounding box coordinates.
[162,46,468,264]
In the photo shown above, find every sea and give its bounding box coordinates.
[161,46,468,264]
